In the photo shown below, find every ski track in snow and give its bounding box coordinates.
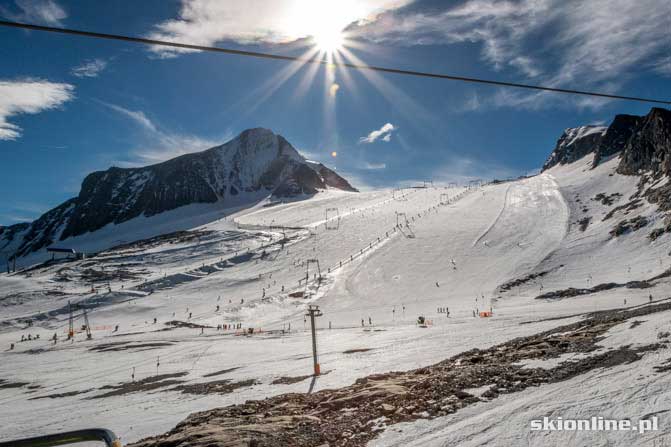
[472,184,512,248]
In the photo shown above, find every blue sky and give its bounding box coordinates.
[0,0,669,225]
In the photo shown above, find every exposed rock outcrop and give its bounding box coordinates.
[541,125,606,171]
[617,108,671,176]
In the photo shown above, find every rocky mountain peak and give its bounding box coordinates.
[542,107,671,175]
[1,128,356,262]
[591,114,641,168]
[541,125,607,171]
[617,108,671,176]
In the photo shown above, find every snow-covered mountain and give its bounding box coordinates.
[543,107,671,174]
[541,125,607,171]
[0,128,356,262]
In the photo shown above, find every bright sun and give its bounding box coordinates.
[313,28,344,53]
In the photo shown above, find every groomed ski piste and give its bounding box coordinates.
[2,153,671,446]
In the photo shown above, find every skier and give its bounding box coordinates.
[216,305,220,312]
[368,316,372,325]
[189,312,192,319]
[649,294,653,303]
[361,319,364,327]
[153,317,157,324]
[53,333,57,344]
[114,325,119,332]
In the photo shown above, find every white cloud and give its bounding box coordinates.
[0,0,66,26]
[0,213,35,223]
[654,56,671,77]
[71,59,108,78]
[353,0,671,109]
[361,161,386,169]
[99,101,157,132]
[146,0,411,58]
[0,202,50,223]
[0,79,74,140]
[359,122,395,144]
[100,101,223,165]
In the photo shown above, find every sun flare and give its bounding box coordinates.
[313,28,344,53]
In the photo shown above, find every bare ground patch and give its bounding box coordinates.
[90,372,188,399]
[169,379,258,396]
[203,367,240,378]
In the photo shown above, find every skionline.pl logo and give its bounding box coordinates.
[530,416,658,434]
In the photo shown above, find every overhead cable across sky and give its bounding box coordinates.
[1,19,670,106]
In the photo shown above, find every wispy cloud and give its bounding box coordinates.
[352,0,671,110]
[0,78,74,140]
[653,56,671,77]
[361,161,387,170]
[0,0,66,26]
[71,59,108,78]
[0,213,35,223]
[99,101,157,132]
[98,101,224,165]
[0,202,51,223]
[145,0,411,58]
[359,122,396,144]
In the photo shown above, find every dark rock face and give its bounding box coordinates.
[541,126,606,171]
[0,222,30,244]
[2,128,357,260]
[542,108,671,175]
[592,114,641,168]
[10,199,77,258]
[617,108,671,176]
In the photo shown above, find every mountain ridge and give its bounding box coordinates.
[542,107,671,174]
[0,128,356,261]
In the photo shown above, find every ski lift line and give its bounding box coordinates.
[291,188,474,289]
[1,20,670,105]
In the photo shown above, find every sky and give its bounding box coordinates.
[0,0,669,225]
